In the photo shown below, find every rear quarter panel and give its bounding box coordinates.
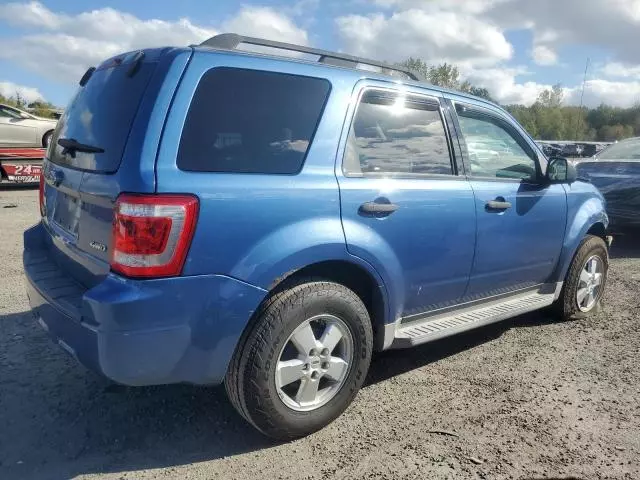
[156,52,374,289]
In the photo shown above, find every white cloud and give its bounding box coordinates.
[0,2,306,83]
[0,0,61,29]
[531,45,558,66]
[565,79,640,108]
[223,6,307,45]
[370,0,510,14]
[462,66,552,105]
[336,9,512,67]
[480,0,640,64]
[0,81,45,103]
[600,62,640,79]
[344,0,640,107]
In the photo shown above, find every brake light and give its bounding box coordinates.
[110,194,199,278]
[38,173,45,216]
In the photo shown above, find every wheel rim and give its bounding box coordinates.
[577,255,604,312]
[275,314,354,412]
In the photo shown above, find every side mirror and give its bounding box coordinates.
[19,112,31,119]
[546,156,577,184]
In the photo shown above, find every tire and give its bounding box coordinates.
[42,131,53,148]
[555,234,608,320]
[225,279,373,440]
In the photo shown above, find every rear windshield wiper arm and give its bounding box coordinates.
[58,138,104,157]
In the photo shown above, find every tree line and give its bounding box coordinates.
[0,91,58,119]
[398,57,640,142]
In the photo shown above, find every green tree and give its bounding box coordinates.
[395,57,638,141]
[537,84,564,109]
[467,86,493,102]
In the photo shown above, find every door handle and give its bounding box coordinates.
[359,201,399,216]
[485,199,512,211]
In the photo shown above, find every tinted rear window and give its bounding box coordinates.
[177,68,331,174]
[49,54,157,173]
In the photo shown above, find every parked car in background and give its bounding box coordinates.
[576,137,640,229]
[24,33,611,440]
[0,103,57,148]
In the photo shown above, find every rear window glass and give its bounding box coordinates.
[177,68,331,174]
[49,55,156,173]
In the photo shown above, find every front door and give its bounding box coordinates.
[337,83,476,319]
[452,101,567,298]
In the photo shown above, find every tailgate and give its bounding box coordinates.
[37,47,191,288]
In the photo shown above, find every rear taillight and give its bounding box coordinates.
[110,194,199,278]
[38,174,45,216]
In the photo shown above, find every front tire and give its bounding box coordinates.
[555,234,608,320]
[225,279,373,440]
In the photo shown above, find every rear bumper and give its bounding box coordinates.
[24,223,267,386]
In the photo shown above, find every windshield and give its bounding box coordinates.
[598,137,640,160]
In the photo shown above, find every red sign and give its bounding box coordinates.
[0,148,45,184]
[2,163,42,183]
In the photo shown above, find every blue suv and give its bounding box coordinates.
[24,34,610,440]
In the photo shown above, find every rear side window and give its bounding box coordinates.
[177,68,331,174]
[343,89,453,177]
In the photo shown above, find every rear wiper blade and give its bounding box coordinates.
[58,138,104,157]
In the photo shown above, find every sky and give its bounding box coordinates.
[1,0,640,108]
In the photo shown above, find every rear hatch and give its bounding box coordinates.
[40,48,188,288]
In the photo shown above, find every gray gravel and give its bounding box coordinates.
[1,187,639,480]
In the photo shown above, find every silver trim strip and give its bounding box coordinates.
[380,282,562,350]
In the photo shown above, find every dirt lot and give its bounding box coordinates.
[0,187,639,480]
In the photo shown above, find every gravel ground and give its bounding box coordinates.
[1,187,639,480]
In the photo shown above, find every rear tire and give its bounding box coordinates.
[555,235,608,320]
[225,279,373,440]
[42,131,53,148]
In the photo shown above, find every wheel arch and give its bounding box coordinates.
[553,197,609,283]
[42,129,54,147]
[243,258,392,353]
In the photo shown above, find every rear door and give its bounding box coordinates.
[450,99,567,297]
[337,82,476,318]
[41,48,189,287]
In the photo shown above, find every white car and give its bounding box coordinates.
[0,103,58,147]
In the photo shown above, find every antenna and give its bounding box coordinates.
[574,57,590,140]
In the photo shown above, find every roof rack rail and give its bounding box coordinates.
[198,33,422,81]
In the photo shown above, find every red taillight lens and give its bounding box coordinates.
[38,173,45,216]
[110,194,199,278]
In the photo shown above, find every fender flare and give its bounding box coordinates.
[553,197,608,282]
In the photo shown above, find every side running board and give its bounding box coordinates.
[391,289,556,349]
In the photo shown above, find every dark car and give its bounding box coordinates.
[576,137,640,229]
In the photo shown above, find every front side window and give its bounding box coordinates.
[343,90,453,177]
[178,68,331,174]
[456,104,538,181]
